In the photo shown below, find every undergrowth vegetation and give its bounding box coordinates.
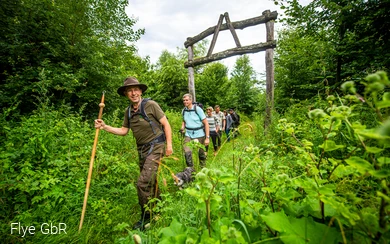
[1,71,389,243]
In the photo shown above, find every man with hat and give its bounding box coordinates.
[94,77,173,231]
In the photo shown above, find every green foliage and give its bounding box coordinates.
[256,71,390,243]
[227,55,262,114]
[261,211,341,243]
[274,0,390,111]
[1,71,390,243]
[0,102,139,243]
[0,0,146,119]
[274,28,335,111]
[1,0,389,241]
[196,62,229,108]
[152,50,188,110]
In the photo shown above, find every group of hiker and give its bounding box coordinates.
[94,77,240,231]
[180,94,240,166]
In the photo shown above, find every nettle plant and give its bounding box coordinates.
[262,71,390,243]
[157,167,249,243]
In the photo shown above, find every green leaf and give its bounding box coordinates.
[218,175,236,183]
[277,188,302,200]
[158,218,187,243]
[319,140,345,152]
[261,187,275,193]
[318,184,335,196]
[377,191,390,202]
[185,188,201,198]
[383,92,390,101]
[357,129,389,140]
[232,219,251,243]
[365,146,384,154]
[370,169,390,179]
[331,165,356,179]
[376,100,390,109]
[287,217,341,244]
[261,211,292,233]
[358,120,390,139]
[345,157,374,174]
[261,212,341,244]
[378,157,390,166]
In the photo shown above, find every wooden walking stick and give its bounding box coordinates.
[79,91,105,232]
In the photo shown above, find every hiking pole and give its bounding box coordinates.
[79,91,105,232]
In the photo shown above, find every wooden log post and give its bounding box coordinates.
[187,45,196,101]
[184,41,276,68]
[224,12,241,48]
[264,10,275,132]
[207,14,224,57]
[183,10,278,111]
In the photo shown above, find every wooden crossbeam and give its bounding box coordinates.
[184,10,277,48]
[207,14,224,57]
[184,40,276,68]
[224,12,241,48]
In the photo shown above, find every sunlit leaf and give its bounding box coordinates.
[378,157,390,166]
[345,157,374,174]
[365,146,384,154]
[319,140,345,152]
[370,169,390,179]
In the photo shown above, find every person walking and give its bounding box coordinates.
[205,107,220,156]
[229,108,240,137]
[180,94,209,168]
[94,77,173,231]
[224,110,233,142]
[212,105,225,150]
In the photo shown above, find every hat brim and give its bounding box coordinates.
[117,84,148,96]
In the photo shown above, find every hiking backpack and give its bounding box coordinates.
[232,112,240,126]
[127,98,163,135]
[181,102,205,131]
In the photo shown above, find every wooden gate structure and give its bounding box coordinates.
[184,10,277,129]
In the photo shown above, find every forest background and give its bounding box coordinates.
[1,0,389,243]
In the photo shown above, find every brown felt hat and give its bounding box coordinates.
[117,77,148,96]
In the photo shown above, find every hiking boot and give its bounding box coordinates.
[133,218,150,231]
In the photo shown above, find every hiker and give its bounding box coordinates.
[205,107,219,156]
[229,108,240,137]
[224,110,233,142]
[94,77,173,231]
[213,105,225,150]
[180,94,210,168]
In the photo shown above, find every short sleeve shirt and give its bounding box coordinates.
[206,115,218,132]
[212,111,225,128]
[183,105,206,139]
[122,100,165,145]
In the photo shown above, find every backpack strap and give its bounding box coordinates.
[128,98,162,135]
[182,104,201,120]
[182,104,205,131]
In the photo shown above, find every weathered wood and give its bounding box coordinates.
[187,45,196,101]
[184,41,276,68]
[185,10,277,48]
[224,12,241,48]
[264,18,275,131]
[207,14,224,57]
[265,19,274,41]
